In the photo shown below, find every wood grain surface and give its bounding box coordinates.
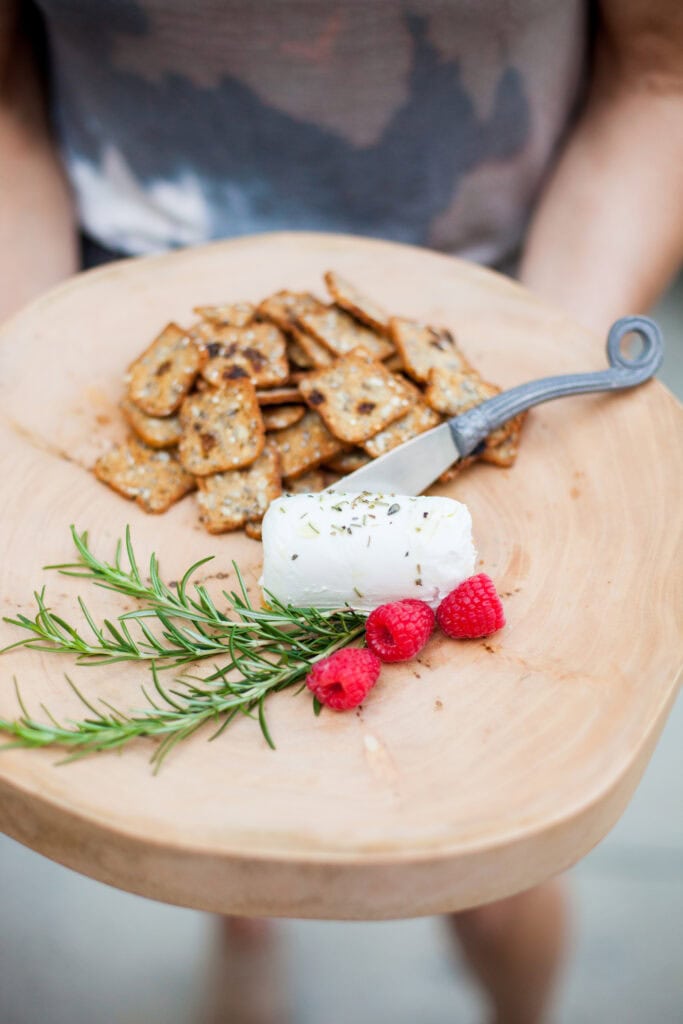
[0,233,681,920]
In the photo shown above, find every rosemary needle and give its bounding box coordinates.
[0,526,366,767]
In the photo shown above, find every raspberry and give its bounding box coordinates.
[306,648,382,711]
[365,599,435,663]
[436,574,505,639]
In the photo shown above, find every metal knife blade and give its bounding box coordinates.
[332,422,461,495]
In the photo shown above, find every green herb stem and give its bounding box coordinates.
[0,526,367,766]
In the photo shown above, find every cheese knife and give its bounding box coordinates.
[335,316,663,496]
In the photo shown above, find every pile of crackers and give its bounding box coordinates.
[94,271,524,537]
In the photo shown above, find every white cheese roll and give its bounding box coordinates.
[260,491,477,611]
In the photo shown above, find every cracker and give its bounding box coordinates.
[298,347,413,445]
[389,317,471,384]
[196,442,281,533]
[94,437,195,513]
[325,448,371,474]
[286,336,314,369]
[195,322,289,388]
[256,386,304,405]
[425,366,498,414]
[273,410,344,479]
[283,468,327,494]
[289,325,335,368]
[438,456,476,484]
[297,306,393,361]
[426,367,524,464]
[257,291,325,334]
[289,370,312,386]
[481,418,525,467]
[324,271,390,334]
[383,352,404,373]
[256,291,335,367]
[244,520,263,541]
[127,323,203,416]
[178,379,265,476]
[363,395,440,458]
[262,404,306,431]
[193,301,255,327]
[120,398,183,449]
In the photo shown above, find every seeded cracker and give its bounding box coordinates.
[425,367,499,417]
[127,322,203,416]
[325,448,371,474]
[262,404,306,431]
[286,336,314,368]
[178,379,265,476]
[324,271,390,334]
[193,302,255,327]
[389,317,471,384]
[384,352,404,373]
[244,520,263,540]
[283,468,327,493]
[94,437,195,513]
[194,322,289,388]
[289,325,335,368]
[298,347,412,445]
[120,398,183,449]
[273,409,344,479]
[297,306,393,360]
[363,395,440,458]
[257,290,337,368]
[438,456,477,484]
[482,427,524,468]
[256,386,303,405]
[196,442,281,533]
[257,290,325,333]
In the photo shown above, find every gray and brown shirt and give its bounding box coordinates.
[37,0,587,264]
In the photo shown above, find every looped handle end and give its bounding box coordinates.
[448,314,664,458]
[606,316,663,383]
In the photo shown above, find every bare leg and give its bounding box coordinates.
[202,916,287,1024]
[448,880,570,1024]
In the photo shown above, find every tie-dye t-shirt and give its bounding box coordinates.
[37,1,587,265]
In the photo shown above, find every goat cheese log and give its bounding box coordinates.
[260,491,477,611]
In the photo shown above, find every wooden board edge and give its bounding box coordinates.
[1,672,678,919]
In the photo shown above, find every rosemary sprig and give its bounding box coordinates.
[0,527,366,766]
[3,526,362,668]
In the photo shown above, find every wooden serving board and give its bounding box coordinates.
[0,233,681,920]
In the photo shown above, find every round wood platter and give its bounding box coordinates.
[0,233,681,920]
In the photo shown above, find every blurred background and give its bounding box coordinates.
[0,278,681,1024]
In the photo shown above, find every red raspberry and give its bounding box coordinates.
[436,574,505,639]
[306,648,382,711]
[365,599,435,663]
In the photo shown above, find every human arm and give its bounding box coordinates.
[0,1,77,325]
[519,0,683,337]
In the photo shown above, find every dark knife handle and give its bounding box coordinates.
[448,316,664,457]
